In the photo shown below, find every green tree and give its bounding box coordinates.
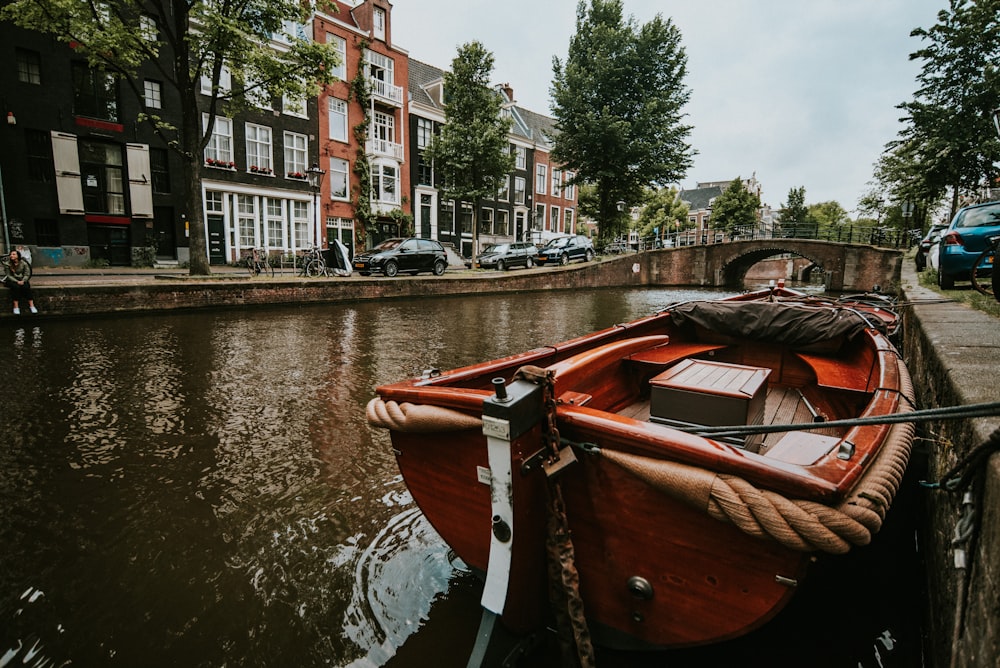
[707,178,760,237]
[2,0,339,275]
[637,187,689,241]
[778,186,815,237]
[424,41,514,264]
[808,201,849,238]
[893,0,1000,218]
[551,0,694,246]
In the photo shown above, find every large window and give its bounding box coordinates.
[497,176,509,202]
[564,172,576,200]
[329,157,349,200]
[150,148,170,193]
[372,161,399,205]
[551,206,560,232]
[328,98,348,142]
[535,163,547,195]
[416,118,433,149]
[514,177,526,205]
[245,123,273,172]
[440,200,455,235]
[497,210,509,236]
[266,199,283,248]
[326,33,347,80]
[203,115,233,164]
[25,129,53,183]
[373,7,386,40]
[480,207,494,235]
[17,49,41,85]
[292,201,310,246]
[200,64,231,96]
[515,145,526,170]
[551,169,562,197]
[564,209,575,234]
[460,203,473,234]
[283,132,307,177]
[72,63,118,121]
[79,140,124,214]
[417,154,433,186]
[238,195,257,247]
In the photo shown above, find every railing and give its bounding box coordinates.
[368,77,404,106]
[365,138,405,160]
[609,225,921,254]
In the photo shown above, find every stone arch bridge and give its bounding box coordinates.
[643,239,903,292]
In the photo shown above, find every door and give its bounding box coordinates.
[207,215,226,265]
[88,225,131,266]
[153,206,176,260]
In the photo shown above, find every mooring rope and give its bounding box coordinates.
[365,397,481,432]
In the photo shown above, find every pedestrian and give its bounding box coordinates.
[3,249,38,315]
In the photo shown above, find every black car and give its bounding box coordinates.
[476,242,539,270]
[354,237,448,277]
[536,235,595,266]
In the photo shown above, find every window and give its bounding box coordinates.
[139,14,158,41]
[480,207,494,235]
[440,200,455,235]
[35,219,60,247]
[326,33,347,80]
[497,210,509,236]
[460,203,473,233]
[292,201,310,246]
[266,199,283,248]
[245,123,273,172]
[515,146,526,170]
[328,98,348,142]
[372,110,395,146]
[203,115,233,164]
[200,63,231,96]
[551,169,562,197]
[17,49,41,85]
[514,177,526,205]
[329,157,349,200]
[564,209,575,234]
[150,148,170,194]
[79,140,125,214]
[72,63,118,121]
[417,118,433,149]
[25,130,53,183]
[564,173,575,200]
[551,206,560,232]
[143,80,162,109]
[417,154,433,186]
[373,7,386,40]
[534,204,545,230]
[497,176,509,202]
[535,163,547,195]
[244,75,272,110]
[237,195,256,248]
[372,161,399,204]
[205,191,223,214]
[283,132,307,177]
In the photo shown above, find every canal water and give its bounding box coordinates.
[0,287,924,667]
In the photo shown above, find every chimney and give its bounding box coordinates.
[501,83,514,102]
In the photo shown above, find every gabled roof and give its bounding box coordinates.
[408,58,445,111]
[514,106,557,149]
[680,185,723,212]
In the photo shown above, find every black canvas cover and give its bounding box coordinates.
[669,301,872,348]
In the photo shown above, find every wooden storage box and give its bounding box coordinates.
[649,359,770,450]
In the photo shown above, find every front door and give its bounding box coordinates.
[207,215,226,265]
[153,206,177,260]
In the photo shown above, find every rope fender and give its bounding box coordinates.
[602,357,916,555]
[366,397,482,433]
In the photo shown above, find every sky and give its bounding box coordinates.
[388,0,946,215]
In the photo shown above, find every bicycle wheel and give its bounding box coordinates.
[306,259,327,277]
[263,258,274,278]
[247,258,258,277]
[970,246,995,296]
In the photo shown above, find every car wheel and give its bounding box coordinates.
[937,270,954,289]
[432,260,446,276]
[496,260,506,271]
[559,253,569,266]
[585,249,594,262]
[384,260,399,278]
[525,257,534,269]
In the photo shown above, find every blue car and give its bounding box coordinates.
[937,200,1000,289]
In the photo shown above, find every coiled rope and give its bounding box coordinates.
[365,397,481,432]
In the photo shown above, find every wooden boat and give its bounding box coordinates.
[366,287,914,653]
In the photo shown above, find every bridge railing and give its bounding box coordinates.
[613,225,921,254]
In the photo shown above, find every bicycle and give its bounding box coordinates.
[298,246,328,277]
[245,248,274,278]
[970,233,999,300]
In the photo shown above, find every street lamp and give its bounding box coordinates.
[306,164,326,248]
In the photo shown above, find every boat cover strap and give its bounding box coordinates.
[669,301,871,347]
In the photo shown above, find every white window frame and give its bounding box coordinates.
[564,172,575,200]
[497,175,510,202]
[416,118,432,149]
[245,123,273,173]
[514,177,526,205]
[283,131,307,177]
[535,163,547,195]
[282,92,308,119]
[551,169,562,197]
[143,80,162,109]
[329,157,350,200]
[238,194,257,248]
[203,114,233,165]
[373,7,386,40]
[328,97,348,143]
[266,198,284,248]
[200,64,231,96]
[326,32,347,80]
[515,146,526,170]
[372,160,399,205]
[292,200,310,247]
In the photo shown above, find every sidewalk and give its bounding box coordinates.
[29,264,287,287]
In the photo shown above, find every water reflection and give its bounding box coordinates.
[0,287,921,667]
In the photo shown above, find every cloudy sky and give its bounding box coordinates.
[389,0,946,214]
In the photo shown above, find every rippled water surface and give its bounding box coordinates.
[0,287,923,667]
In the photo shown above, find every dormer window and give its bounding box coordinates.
[373,7,386,40]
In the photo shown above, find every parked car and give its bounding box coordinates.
[937,200,1000,289]
[476,242,538,270]
[915,223,947,272]
[536,235,595,266]
[353,237,448,277]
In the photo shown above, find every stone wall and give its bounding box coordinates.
[899,265,1000,667]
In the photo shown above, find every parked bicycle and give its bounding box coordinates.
[970,233,999,300]
[298,246,328,277]
[246,248,274,278]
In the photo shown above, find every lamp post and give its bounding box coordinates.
[306,164,326,249]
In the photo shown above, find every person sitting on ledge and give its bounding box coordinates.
[3,249,37,315]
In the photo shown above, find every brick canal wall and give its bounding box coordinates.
[898,264,1000,667]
